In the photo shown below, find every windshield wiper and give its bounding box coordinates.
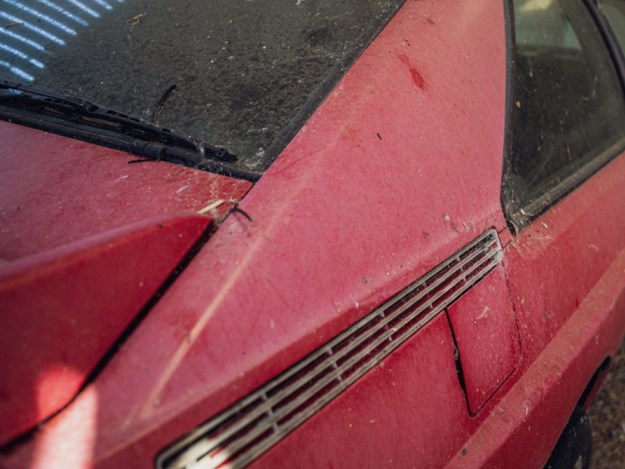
[0,81,246,172]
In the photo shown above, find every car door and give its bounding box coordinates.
[495,0,625,463]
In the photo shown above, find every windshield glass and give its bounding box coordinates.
[0,0,404,172]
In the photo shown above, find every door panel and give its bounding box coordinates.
[504,150,625,368]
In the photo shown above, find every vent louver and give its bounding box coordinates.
[157,229,503,469]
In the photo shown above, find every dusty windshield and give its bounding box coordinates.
[0,0,404,172]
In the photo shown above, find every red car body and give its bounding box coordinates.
[2,0,625,467]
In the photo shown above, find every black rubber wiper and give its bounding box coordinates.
[0,81,255,177]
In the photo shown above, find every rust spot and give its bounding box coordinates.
[398,53,426,90]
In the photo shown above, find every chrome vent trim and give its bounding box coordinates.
[157,229,503,469]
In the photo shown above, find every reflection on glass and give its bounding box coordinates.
[0,0,125,82]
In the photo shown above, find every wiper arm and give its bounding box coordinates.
[0,81,237,165]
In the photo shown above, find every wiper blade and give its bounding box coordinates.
[0,81,237,165]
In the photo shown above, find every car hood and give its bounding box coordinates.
[0,121,252,446]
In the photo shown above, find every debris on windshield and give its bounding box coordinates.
[152,84,178,125]
[128,13,145,27]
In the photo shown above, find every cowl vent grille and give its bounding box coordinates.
[157,229,503,469]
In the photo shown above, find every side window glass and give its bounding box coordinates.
[599,0,625,49]
[503,0,625,228]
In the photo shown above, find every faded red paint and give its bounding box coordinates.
[0,214,210,445]
[2,0,625,468]
[399,52,427,90]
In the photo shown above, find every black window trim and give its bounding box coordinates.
[501,0,625,233]
[586,0,625,81]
